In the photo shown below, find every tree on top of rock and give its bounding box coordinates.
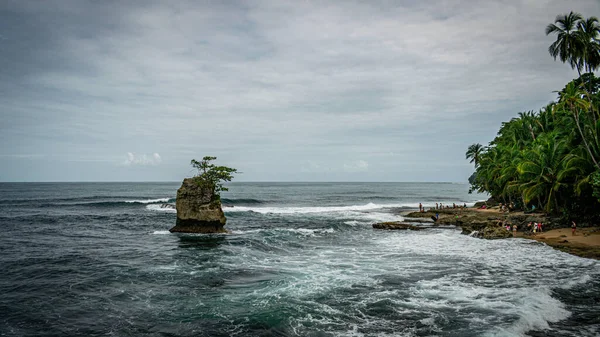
[190,156,238,199]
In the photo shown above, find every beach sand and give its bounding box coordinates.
[471,207,600,259]
[432,207,600,260]
[521,227,600,259]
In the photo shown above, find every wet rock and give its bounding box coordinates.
[480,225,513,239]
[373,222,423,230]
[402,218,435,223]
[169,178,227,233]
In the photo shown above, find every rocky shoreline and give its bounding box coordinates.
[373,207,600,260]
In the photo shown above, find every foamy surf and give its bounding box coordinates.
[225,202,390,214]
[125,198,172,204]
[226,203,405,224]
[152,230,171,235]
[146,204,176,213]
[5,181,597,337]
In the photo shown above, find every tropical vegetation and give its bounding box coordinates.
[190,156,238,200]
[467,12,600,220]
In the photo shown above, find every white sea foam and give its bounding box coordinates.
[286,228,336,236]
[487,288,570,336]
[146,204,176,213]
[234,228,336,236]
[224,202,406,224]
[349,211,403,223]
[366,230,600,335]
[225,202,394,214]
[147,200,404,223]
[151,230,171,235]
[152,226,598,336]
[125,198,171,204]
[558,273,592,289]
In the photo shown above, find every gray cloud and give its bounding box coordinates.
[1,0,598,181]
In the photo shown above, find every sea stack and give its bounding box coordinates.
[169,178,227,233]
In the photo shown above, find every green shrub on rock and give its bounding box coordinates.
[190,156,238,201]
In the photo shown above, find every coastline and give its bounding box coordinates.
[517,228,600,260]
[397,207,600,260]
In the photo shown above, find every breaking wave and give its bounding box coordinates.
[146,203,176,213]
[40,198,176,208]
[225,202,402,214]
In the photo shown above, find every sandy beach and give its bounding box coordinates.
[520,227,600,259]
[473,207,600,260]
[405,206,600,260]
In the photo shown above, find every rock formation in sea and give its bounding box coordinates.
[169,178,227,233]
[372,222,423,230]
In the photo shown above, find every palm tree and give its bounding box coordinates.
[557,82,600,170]
[576,16,600,74]
[546,11,585,75]
[576,17,600,99]
[518,111,538,142]
[465,143,484,167]
[518,135,585,212]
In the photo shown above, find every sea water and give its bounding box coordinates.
[0,182,598,336]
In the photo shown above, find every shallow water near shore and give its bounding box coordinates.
[1,182,599,336]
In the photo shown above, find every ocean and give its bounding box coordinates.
[0,182,598,337]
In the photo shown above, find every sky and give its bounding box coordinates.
[1,0,599,182]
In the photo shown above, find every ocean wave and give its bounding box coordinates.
[146,204,177,213]
[151,230,171,235]
[124,198,173,204]
[2,195,173,204]
[232,227,336,236]
[223,201,484,214]
[40,197,176,208]
[221,198,264,206]
[284,228,336,236]
[495,287,570,335]
[222,202,406,224]
[225,202,404,214]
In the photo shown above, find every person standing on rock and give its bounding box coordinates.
[512,224,517,237]
[419,203,422,212]
[571,221,577,236]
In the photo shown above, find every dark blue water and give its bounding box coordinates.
[0,182,598,336]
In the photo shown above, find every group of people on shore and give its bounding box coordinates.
[527,221,544,234]
[496,220,520,237]
[499,220,578,237]
[418,202,467,212]
[499,203,513,213]
[415,203,580,237]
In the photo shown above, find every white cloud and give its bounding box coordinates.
[122,152,162,166]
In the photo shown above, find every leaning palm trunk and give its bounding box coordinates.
[573,108,600,170]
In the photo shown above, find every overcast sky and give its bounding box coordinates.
[1,0,599,182]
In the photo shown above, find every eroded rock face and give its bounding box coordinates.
[169,178,227,233]
[372,222,423,230]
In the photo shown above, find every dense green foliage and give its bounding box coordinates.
[467,12,600,218]
[190,156,238,199]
